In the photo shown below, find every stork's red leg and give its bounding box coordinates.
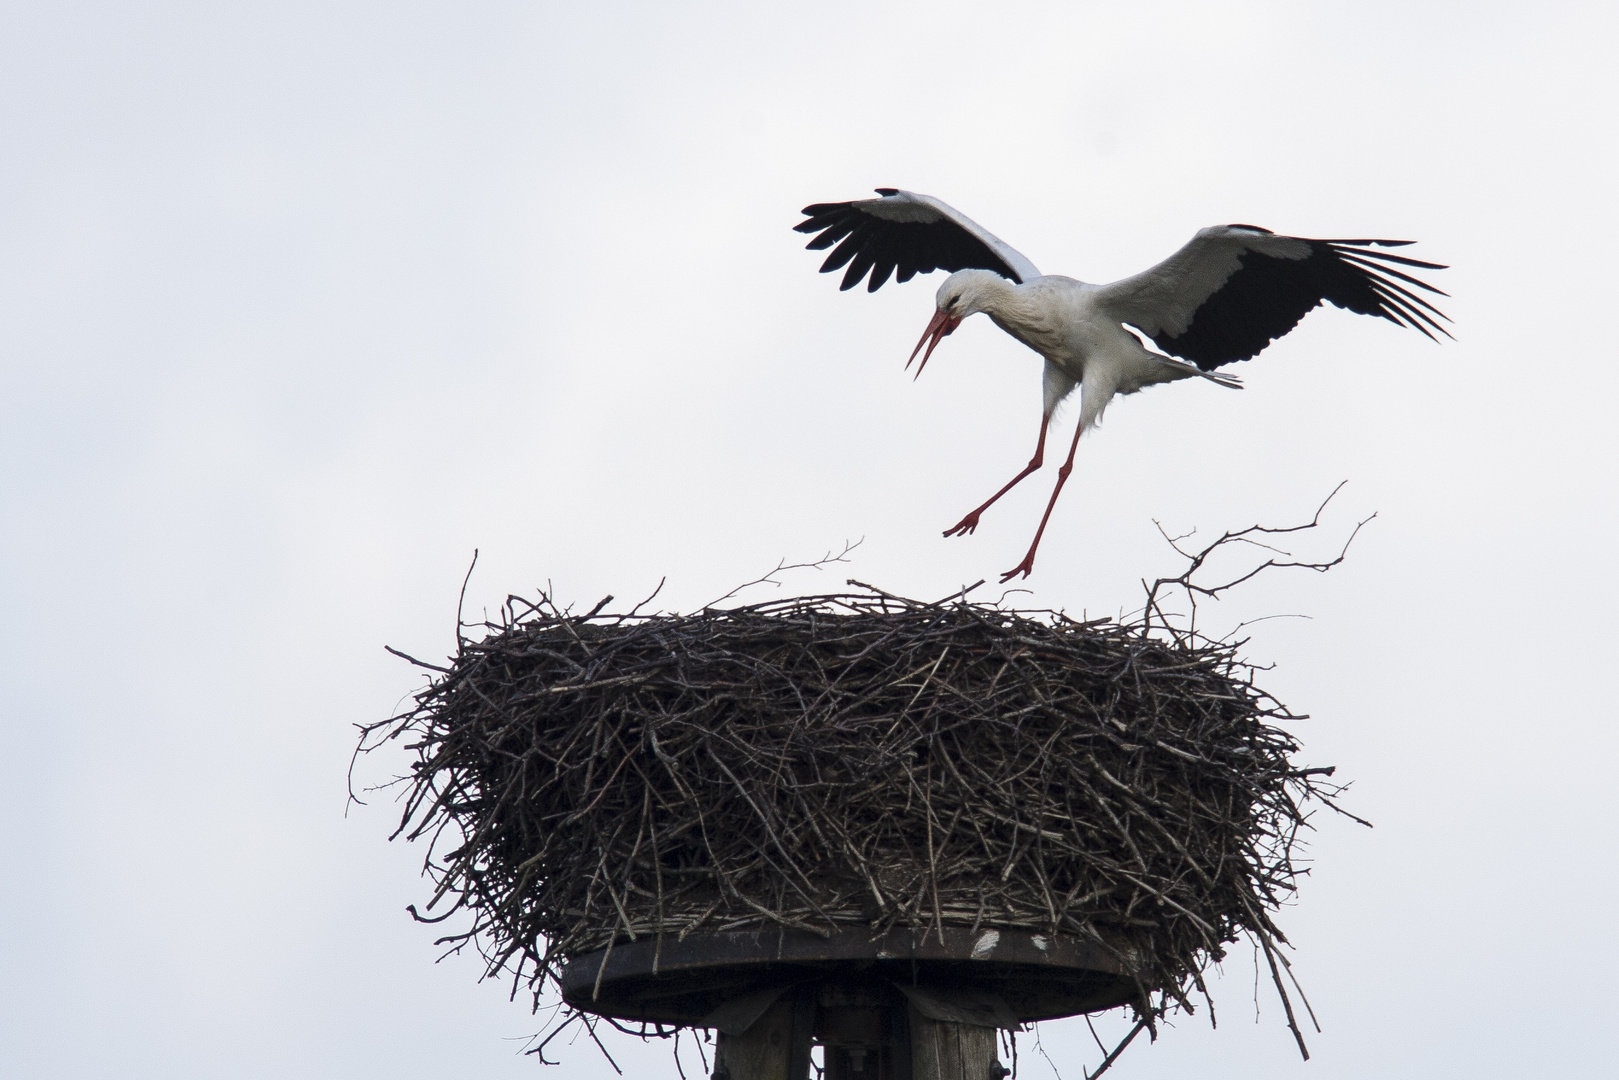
[943,414,1051,538]
[999,418,1086,582]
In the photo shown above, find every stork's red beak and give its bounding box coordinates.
[907,308,962,378]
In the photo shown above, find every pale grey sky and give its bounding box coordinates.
[2,2,1615,1078]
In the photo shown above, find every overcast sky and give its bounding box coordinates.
[2,2,1616,1078]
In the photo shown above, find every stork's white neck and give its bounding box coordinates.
[948,270,1077,357]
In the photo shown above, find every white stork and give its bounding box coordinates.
[795,188,1449,581]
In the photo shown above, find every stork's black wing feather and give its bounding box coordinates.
[794,190,1035,292]
[1097,226,1451,370]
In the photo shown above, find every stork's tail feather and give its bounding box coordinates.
[1160,354,1243,390]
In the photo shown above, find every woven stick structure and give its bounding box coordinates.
[359,545,1361,1063]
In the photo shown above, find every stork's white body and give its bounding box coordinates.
[794,189,1448,579]
[946,271,1240,431]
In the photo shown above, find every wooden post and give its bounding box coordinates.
[712,990,1008,1080]
[906,1007,1006,1080]
[712,997,795,1080]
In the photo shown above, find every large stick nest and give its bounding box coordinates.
[361,577,1351,1030]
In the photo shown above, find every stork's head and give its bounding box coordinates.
[907,269,1006,377]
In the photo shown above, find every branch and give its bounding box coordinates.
[1136,482,1373,643]
[702,538,862,608]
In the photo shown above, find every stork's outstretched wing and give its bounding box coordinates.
[794,188,1041,293]
[1093,225,1450,370]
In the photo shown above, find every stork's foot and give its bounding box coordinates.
[998,553,1037,583]
[943,512,982,538]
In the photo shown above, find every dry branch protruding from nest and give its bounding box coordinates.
[358,577,1352,1047]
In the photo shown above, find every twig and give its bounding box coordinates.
[1084,1018,1146,1080]
[703,540,862,608]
